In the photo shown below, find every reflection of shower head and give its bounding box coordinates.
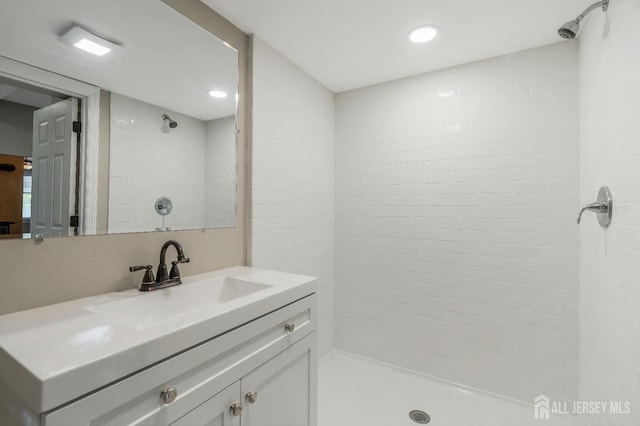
[558,0,609,39]
[558,19,580,39]
[162,114,178,128]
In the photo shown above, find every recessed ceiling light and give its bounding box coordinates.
[208,90,228,98]
[74,39,111,56]
[58,26,120,56]
[437,89,457,98]
[409,25,439,43]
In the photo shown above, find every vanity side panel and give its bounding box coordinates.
[0,376,40,426]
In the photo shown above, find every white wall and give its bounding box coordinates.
[0,100,36,157]
[109,93,205,233]
[334,42,580,403]
[205,116,237,228]
[579,2,640,425]
[251,37,335,357]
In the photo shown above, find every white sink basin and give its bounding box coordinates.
[0,266,317,413]
[87,277,271,330]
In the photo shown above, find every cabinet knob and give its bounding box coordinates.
[160,387,178,404]
[284,323,295,333]
[230,403,243,416]
[245,391,258,404]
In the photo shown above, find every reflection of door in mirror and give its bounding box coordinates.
[0,78,81,239]
[31,98,79,238]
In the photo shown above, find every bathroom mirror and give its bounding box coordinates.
[0,0,239,239]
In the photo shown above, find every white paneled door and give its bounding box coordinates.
[31,98,78,237]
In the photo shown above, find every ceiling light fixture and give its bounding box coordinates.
[409,25,439,43]
[437,89,457,98]
[208,90,228,98]
[58,26,121,56]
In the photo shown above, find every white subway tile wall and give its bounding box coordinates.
[579,2,640,425]
[251,37,336,356]
[205,116,237,228]
[334,42,580,402]
[109,93,205,233]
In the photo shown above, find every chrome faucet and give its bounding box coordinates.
[130,240,190,291]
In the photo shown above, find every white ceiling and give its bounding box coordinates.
[0,0,238,121]
[202,0,587,92]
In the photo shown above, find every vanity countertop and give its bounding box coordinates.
[0,266,317,413]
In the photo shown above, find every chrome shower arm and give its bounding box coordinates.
[558,0,609,40]
[577,0,609,22]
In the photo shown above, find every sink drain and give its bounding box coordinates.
[409,410,431,424]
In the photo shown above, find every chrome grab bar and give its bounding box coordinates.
[577,186,612,227]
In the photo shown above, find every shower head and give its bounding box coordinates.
[162,114,178,129]
[558,0,609,39]
[558,19,580,39]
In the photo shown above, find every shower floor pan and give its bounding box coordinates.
[319,351,583,426]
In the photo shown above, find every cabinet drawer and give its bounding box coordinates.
[43,294,316,426]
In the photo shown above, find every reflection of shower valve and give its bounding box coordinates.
[155,196,173,216]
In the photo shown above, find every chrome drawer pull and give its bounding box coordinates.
[230,403,243,416]
[284,323,295,333]
[246,391,258,404]
[160,387,178,404]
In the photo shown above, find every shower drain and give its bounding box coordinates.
[409,410,431,424]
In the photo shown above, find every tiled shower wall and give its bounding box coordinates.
[204,116,237,228]
[334,42,580,402]
[109,93,205,233]
[250,37,336,356]
[579,1,640,425]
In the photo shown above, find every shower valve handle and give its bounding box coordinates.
[576,186,612,227]
[576,201,607,223]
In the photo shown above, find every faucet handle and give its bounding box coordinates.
[169,261,181,280]
[130,265,155,284]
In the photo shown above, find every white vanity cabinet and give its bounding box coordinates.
[240,336,315,426]
[0,267,318,426]
[171,382,241,426]
[41,295,317,426]
[174,337,315,426]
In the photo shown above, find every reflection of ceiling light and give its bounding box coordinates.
[23,158,32,170]
[409,25,439,43]
[74,39,110,56]
[58,26,121,56]
[208,90,228,98]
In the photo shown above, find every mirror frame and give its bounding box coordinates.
[0,0,251,315]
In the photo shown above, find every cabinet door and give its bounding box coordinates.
[241,333,317,426]
[171,381,241,426]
